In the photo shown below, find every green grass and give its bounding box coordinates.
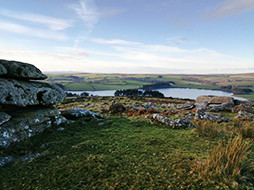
[237,92,254,101]
[64,83,95,91]
[1,93,254,189]
[0,117,230,189]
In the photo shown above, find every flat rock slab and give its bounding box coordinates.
[0,78,66,107]
[61,108,104,120]
[0,59,47,80]
[196,96,234,104]
[0,106,67,148]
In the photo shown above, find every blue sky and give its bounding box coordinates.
[0,0,253,74]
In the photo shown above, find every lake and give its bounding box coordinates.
[67,88,248,101]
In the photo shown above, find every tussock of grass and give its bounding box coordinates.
[195,135,251,186]
[193,121,231,138]
[193,120,254,140]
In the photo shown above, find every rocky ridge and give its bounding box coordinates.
[0,59,67,149]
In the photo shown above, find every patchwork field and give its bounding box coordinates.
[46,73,254,100]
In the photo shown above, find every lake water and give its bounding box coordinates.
[67,88,248,101]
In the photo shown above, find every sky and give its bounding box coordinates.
[0,0,253,74]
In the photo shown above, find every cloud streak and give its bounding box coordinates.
[0,20,67,40]
[0,10,72,30]
[205,0,254,19]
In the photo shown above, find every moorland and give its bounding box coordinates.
[46,73,254,100]
[1,95,254,189]
[1,72,254,189]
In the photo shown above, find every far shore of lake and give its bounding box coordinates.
[67,87,248,101]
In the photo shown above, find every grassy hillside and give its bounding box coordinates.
[1,96,254,189]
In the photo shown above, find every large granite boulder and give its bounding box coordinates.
[0,59,47,80]
[0,60,67,149]
[196,96,234,104]
[0,78,66,107]
[0,106,66,148]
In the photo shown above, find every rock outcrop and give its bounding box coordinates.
[0,59,66,148]
[196,96,234,104]
[0,59,47,79]
[0,78,66,107]
[152,113,195,129]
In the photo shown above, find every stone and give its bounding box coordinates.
[152,113,195,129]
[0,156,16,167]
[0,64,7,75]
[20,153,45,163]
[144,102,157,109]
[0,106,67,148]
[109,101,126,114]
[177,103,195,110]
[0,78,66,107]
[218,118,232,123]
[61,108,104,120]
[0,59,47,80]
[194,109,221,120]
[234,110,254,120]
[194,102,209,110]
[196,96,234,104]
[208,105,224,112]
[0,112,11,125]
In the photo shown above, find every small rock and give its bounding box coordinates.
[177,103,195,110]
[109,101,126,114]
[0,112,11,125]
[57,127,65,131]
[0,156,16,167]
[61,108,104,120]
[20,153,45,163]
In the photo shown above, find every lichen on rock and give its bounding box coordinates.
[0,78,66,107]
[0,59,47,80]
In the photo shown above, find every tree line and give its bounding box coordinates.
[114,89,164,98]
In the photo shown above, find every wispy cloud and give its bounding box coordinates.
[205,0,254,19]
[70,0,98,31]
[72,51,89,57]
[90,37,252,71]
[99,7,126,17]
[91,38,141,45]
[0,48,253,74]
[0,20,67,40]
[0,10,72,30]
[167,37,188,45]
